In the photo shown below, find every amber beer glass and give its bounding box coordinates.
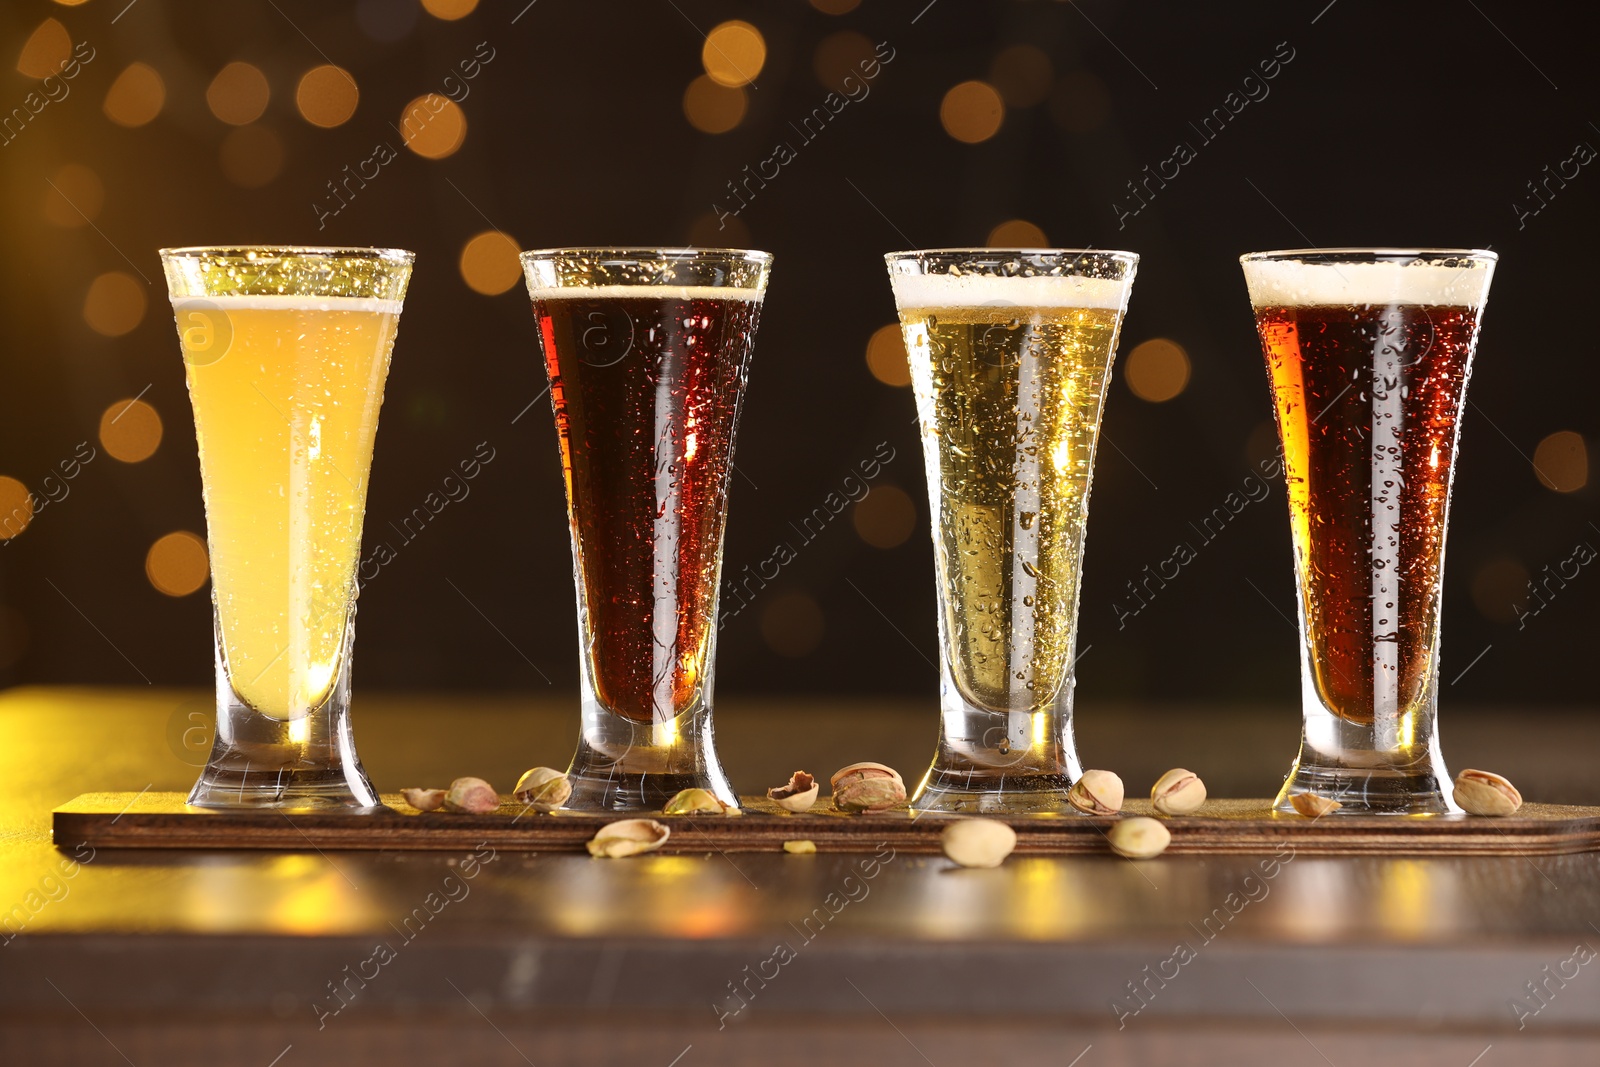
[523,248,770,811]
[886,250,1137,813]
[1241,249,1496,814]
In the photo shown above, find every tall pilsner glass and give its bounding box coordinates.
[522,248,770,811]
[161,246,412,809]
[886,249,1137,813]
[1241,249,1496,814]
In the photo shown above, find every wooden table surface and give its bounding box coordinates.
[4,686,1599,1066]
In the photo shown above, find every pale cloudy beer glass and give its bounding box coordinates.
[886,250,1136,813]
[1241,249,1495,814]
[162,247,412,809]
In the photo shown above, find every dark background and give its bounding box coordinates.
[0,0,1594,710]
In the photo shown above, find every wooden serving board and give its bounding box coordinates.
[51,792,1600,856]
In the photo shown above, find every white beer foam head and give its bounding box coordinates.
[168,294,404,314]
[1242,257,1494,309]
[523,284,763,302]
[888,272,1131,311]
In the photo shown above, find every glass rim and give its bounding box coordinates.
[1240,247,1497,264]
[885,247,1138,263]
[159,245,415,263]
[520,246,772,264]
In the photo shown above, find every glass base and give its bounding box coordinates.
[188,746,381,811]
[562,698,735,813]
[910,688,1084,815]
[1273,752,1458,815]
[189,606,381,811]
[1278,676,1459,815]
[911,770,1078,815]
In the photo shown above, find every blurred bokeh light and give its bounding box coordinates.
[206,61,271,126]
[940,80,1005,143]
[986,219,1048,247]
[865,324,911,387]
[400,94,467,158]
[146,533,210,598]
[459,231,523,296]
[98,400,163,464]
[17,18,71,79]
[853,485,917,549]
[295,65,359,128]
[422,0,479,19]
[683,75,746,134]
[1533,431,1588,493]
[0,478,33,541]
[82,272,146,338]
[1124,338,1192,403]
[702,21,765,88]
[103,63,166,128]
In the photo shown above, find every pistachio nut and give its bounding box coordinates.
[587,818,671,858]
[941,818,1018,868]
[1107,815,1171,859]
[1454,769,1522,816]
[782,839,817,855]
[830,762,906,813]
[829,761,903,790]
[1289,792,1341,818]
[833,775,907,813]
[663,787,738,815]
[400,787,446,812]
[767,770,820,813]
[1067,769,1124,816]
[512,767,571,812]
[442,776,499,814]
[1151,768,1207,816]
